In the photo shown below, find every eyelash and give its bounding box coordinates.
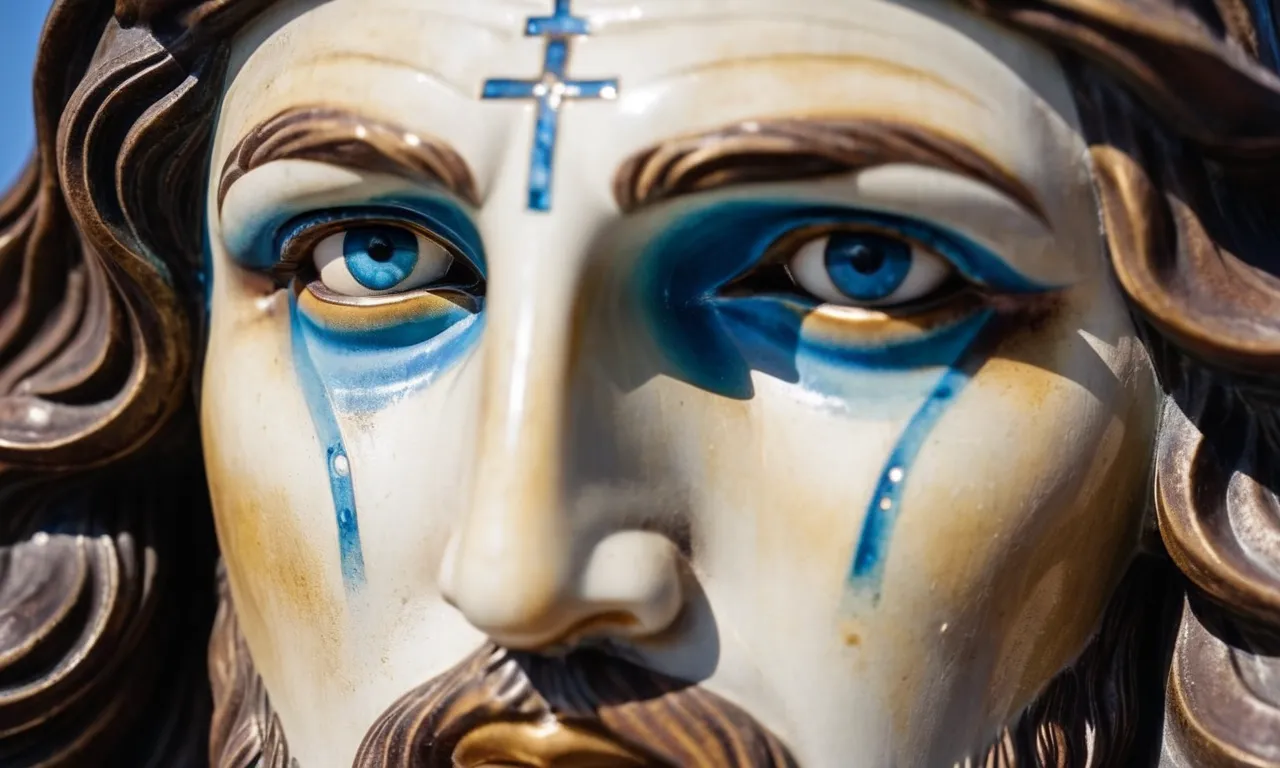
[727,225,968,311]
[723,209,1047,302]
[255,201,1039,323]
[270,206,485,292]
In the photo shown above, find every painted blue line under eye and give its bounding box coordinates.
[642,201,1050,307]
[343,226,419,291]
[847,308,995,598]
[288,291,366,592]
[298,310,484,413]
[824,231,911,302]
[218,195,487,594]
[637,200,1052,400]
[633,200,1040,600]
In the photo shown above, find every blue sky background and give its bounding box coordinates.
[0,2,54,189]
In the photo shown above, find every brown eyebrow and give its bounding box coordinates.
[612,118,1046,222]
[217,107,480,209]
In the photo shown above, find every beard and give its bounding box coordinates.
[212,558,1172,768]
[352,643,798,768]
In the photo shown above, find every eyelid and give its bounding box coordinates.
[271,203,486,285]
[218,159,485,276]
[625,166,1077,290]
[837,165,1080,288]
[746,209,1054,295]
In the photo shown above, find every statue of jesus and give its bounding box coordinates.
[0,0,1277,766]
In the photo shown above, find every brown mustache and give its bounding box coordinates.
[354,643,798,767]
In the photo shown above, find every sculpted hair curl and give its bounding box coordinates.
[962,1,1280,763]
[0,1,272,763]
[0,0,1277,765]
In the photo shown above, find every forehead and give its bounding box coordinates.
[214,0,1083,211]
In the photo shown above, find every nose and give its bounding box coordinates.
[437,164,684,651]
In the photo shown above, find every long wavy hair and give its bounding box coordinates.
[0,0,1277,765]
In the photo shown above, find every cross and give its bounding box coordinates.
[483,0,619,211]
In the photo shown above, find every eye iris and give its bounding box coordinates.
[822,231,912,301]
[343,226,419,290]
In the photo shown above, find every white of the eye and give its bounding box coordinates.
[312,229,454,297]
[788,235,952,307]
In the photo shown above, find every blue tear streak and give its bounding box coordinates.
[289,291,367,590]
[848,308,996,597]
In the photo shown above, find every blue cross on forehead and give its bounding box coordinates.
[482,0,619,211]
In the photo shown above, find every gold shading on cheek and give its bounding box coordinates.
[863,292,1155,737]
[981,364,1155,720]
[919,296,1153,726]
[754,462,869,631]
[970,292,1077,410]
[894,320,1078,613]
[203,422,346,678]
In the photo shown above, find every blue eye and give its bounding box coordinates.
[313,224,454,297]
[790,228,952,307]
[343,226,419,291]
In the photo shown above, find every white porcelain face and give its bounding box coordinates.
[201,0,1161,765]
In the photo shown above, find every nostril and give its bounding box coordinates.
[577,530,685,639]
[558,611,643,646]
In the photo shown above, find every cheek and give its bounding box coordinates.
[890,345,1154,614]
[200,292,348,679]
[686,375,908,601]
[658,285,1158,738]
[336,356,482,605]
[870,293,1159,726]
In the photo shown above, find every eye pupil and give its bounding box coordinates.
[844,243,885,275]
[366,236,395,263]
[823,232,912,301]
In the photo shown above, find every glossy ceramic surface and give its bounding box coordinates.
[200,1,1161,764]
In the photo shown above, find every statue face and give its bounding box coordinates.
[201,0,1160,763]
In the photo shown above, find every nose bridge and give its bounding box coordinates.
[477,206,582,495]
[474,213,580,558]
[439,156,599,643]
[440,118,684,651]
